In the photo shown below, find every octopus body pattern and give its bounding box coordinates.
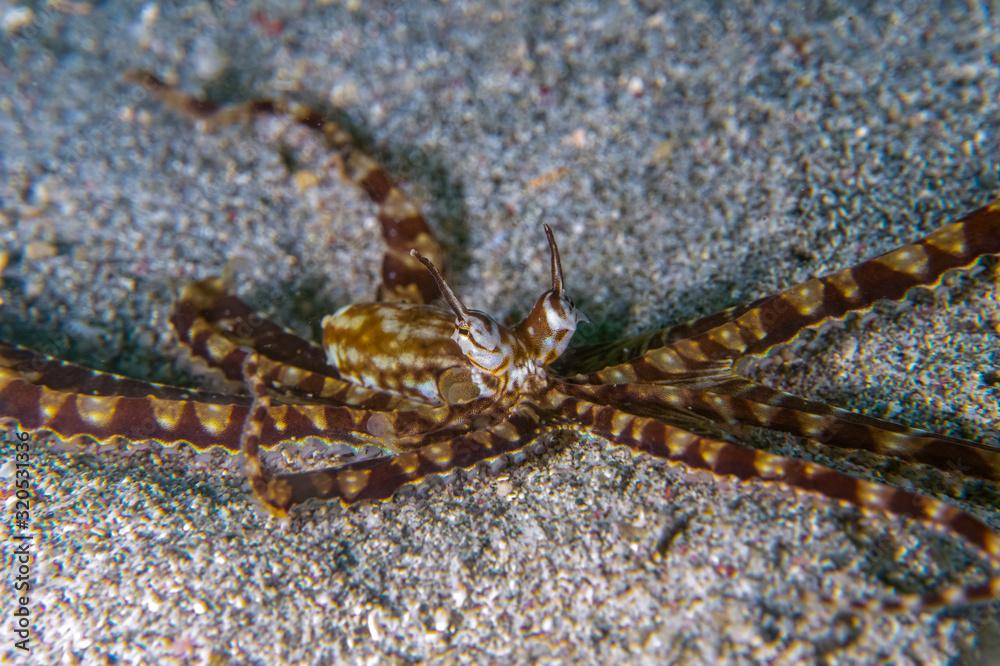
[1,70,999,615]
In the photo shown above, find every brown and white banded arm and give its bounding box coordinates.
[125,69,445,305]
[557,392,1000,611]
[555,304,747,376]
[0,345,250,452]
[0,342,465,454]
[585,201,1000,383]
[240,360,563,515]
[172,275,334,383]
[248,408,557,514]
[0,341,208,401]
[564,379,1000,482]
[703,379,1000,481]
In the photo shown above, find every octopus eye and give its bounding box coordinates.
[456,324,471,336]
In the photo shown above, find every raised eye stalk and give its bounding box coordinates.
[410,249,470,325]
[544,224,563,296]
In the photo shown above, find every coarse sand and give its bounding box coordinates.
[1,1,998,663]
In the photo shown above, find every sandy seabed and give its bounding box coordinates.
[1,1,998,664]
